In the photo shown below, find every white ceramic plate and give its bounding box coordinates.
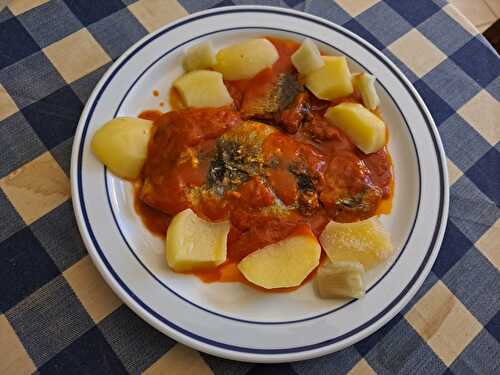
[71,6,449,363]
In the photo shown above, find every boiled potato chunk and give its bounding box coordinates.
[174,70,233,108]
[319,218,393,270]
[214,38,279,80]
[316,260,365,299]
[305,56,353,100]
[352,73,380,110]
[325,102,386,154]
[91,117,152,179]
[166,208,230,272]
[183,41,216,72]
[238,231,321,289]
[291,39,324,74]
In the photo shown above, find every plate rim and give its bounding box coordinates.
[107,25,422,325]
[70,5,449,363]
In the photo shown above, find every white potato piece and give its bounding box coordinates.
[166,208,230,272]
[238,231,321,289]
[324,102,386,154]
[91,117,153,180]
[352,72,380,110]
[214,38,279,80]
[305,56,353,100]
[183,41,217,72]
[319,218,393,270]
[316,260,365,299]
[291,38,324,74]
[174,70,233,108]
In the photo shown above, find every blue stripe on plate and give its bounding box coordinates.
[76,7,445,355]
[104,25,421,325]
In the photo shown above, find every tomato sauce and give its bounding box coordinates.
[136,37,394,288]
[133,181,170,235]
[139,110,163,122]
[169,87,184,111]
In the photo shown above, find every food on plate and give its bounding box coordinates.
[139,108,242,215]
[305,56,353,100]
[291,38,324,74]
[92,36,394,299]
[166,208,230,272]
[239,72,302,119]
[91,117,152,179]
[319,218,393,270]
[183,41,216,72]
[324,103,386,154]
[315,259,365,299]
[352,72,380,110]
[173,70,233,108]
[214,38,279,80]
[237,227,321,289]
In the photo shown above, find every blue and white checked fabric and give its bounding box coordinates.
[0,0,498,374]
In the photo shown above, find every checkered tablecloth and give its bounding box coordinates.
[0,0,498,374]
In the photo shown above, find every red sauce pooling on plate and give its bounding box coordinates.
[139,110,163,122]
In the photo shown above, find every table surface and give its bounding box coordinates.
[0,0,498,374]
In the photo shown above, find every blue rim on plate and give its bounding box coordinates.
[104,26,422,325]
[72,6,448,358]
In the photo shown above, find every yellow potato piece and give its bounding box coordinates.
[183,41,217,72]
[316,260,365,299]
[91,117,153,180]
[166,208,229,272]
[352,72,380,110]
[319,218,393,270]
[324,102,386,154]
[214,38,279,80]
[305,56,353,100]
[174,70,233,108]
[291,38,324,74]
[237,232,321,289]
